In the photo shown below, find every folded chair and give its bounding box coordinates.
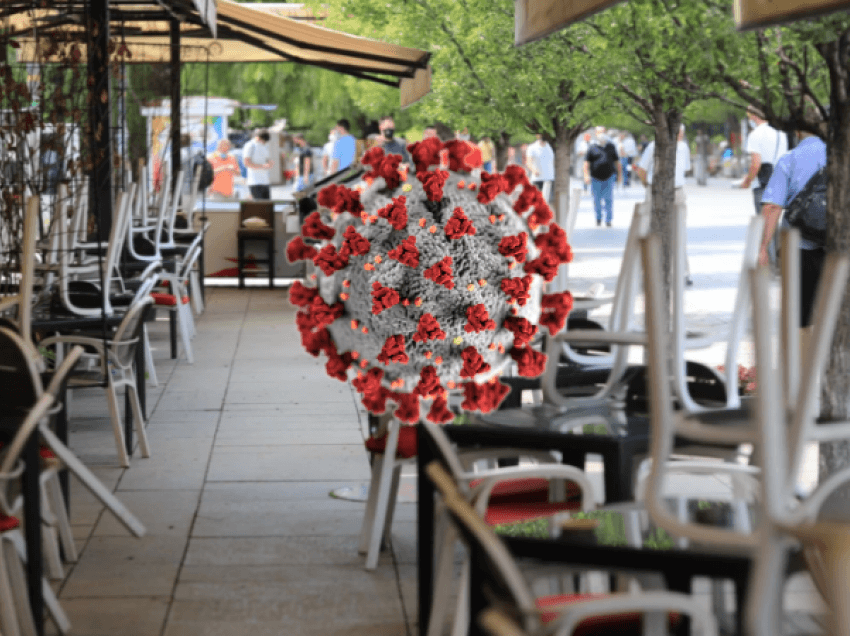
[40,297,154,467]
[151,235,203,363]
[427,462,718,636]
[421,419,599,636]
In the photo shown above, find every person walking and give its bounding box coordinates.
[378,115,411,163]
[293,134,313,192]
[584,126,621,226]
[478,135,495,173]
[242,128,272,200]
[617,131,637,187]
[526,133,555,203]
[740,105,788,213]
[636,125,693,285]
[759,128,826,332]
[208,139,240,199]
[329,119,356,174]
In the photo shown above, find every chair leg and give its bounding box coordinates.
[428,521,459,636]
[177,303,194,364]
[142,326,158,387]
[126,382,151,459]
[381,464,403,549]
[42,577,70,635]
[450,558,471,636]
[39,488,63,581]
[44,472,77,562]
[238,238,245,289]
[3,537,37,636]
[268,237,275,289]
[168,310,178,359]
[0,537,24,636]
[190,270,204,315]
[364,421,401,570]
[104,380,130,468]
[358,457,383,556]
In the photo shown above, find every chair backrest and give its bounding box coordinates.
[640,234,758,550]
[419,419,472,481]
[0,392,54,485]
[670,214,763,413]
[240,201,275,230]
[0,326,43,415]
[542,205,649,407]
[111,295,154,370]
[425,462,539,631]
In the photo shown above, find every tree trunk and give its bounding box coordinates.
[493,131,511,173]
[819,40,850,486]
[551,122,573,231]
[650,107,682,316]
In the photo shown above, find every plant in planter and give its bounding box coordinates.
[288,138,574,423]
[717,364,757,396]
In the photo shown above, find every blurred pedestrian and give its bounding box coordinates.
[478,135,495,172]
[242,128,272,200]
[293,134,313,192]
[617,131,637,187]
[378,115,410,163]
[740,105,788,214]
[526,133,554,203]
[584,126,621,226]
[329,119,356,173]
[208,139,240,199]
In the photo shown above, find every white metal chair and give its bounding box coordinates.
[427,462,718,636]
[421,419,599,636]
[40,296,154,467]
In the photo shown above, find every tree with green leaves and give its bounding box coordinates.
[306,0,601,232]
[587,0,746,306]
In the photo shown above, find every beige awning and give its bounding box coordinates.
[514,0,625,44]
[11,1,432,107]
[733,0,850,29]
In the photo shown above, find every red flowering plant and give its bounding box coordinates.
[716,364,757,396]
[287,138,574,424]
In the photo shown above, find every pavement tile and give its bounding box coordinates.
[206,444,369,481]
[92,489,201,537]
[183,535,391,567]
[61,536,186,598]
[44,597,170,636]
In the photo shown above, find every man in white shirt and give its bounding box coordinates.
[740,105,788,214]
[526,133,555,203]
[636,125,693,284]
[242,128,272,200]
[617,131,638,187]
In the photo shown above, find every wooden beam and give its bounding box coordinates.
[734,0,850,29]
[515,0,625,45]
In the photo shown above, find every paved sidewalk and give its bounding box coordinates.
[46,177,825,635]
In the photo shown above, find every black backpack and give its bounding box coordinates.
[192,153,214,191]
[785,164,827,246]
[588,142,618,181]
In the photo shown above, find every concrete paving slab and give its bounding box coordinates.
[44,597,170,636]
[215,419,363,445]
[206,444,370,482]
[183,536,391,567]
[61,536,186,598]
[92,489,200,537]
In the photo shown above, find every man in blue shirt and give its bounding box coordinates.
[329,119,356,174]
[760,130,826,327]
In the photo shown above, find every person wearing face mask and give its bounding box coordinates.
[378,115,411,164]
[584,126,622,227]
[740,105,788,214]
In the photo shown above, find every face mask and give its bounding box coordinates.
[383,128,395,139]
[748,119,756,130]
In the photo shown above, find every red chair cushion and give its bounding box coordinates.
[39,445,56,460]
[151,292,189,306]
[536,593,682,634]
[484,500,581,526]
[469,477,581,505]
[365,426,418,458]
[0,513,20,532]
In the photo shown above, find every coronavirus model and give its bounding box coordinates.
[287,137,573,424]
